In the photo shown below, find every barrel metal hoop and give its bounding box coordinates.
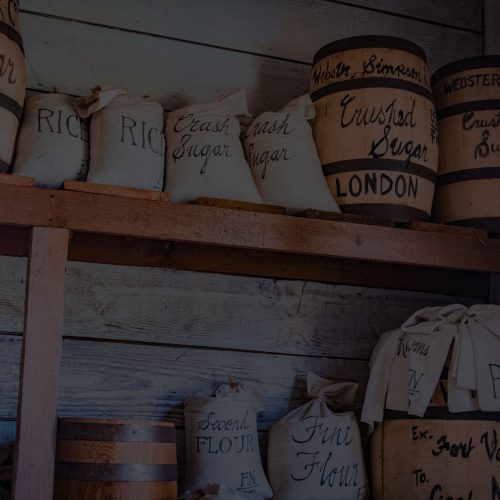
[437,167,500,187]
[451,217,500,234]
[57,422,176,443]
[0,91,22,121]
[322,158,437,184]
[431,55,500,86]
[55,462,178,482]
[0,20,23,52]
[338,203,430,221]
[313,36,427,65]
[436,99,500,120]
[310,77,433,103]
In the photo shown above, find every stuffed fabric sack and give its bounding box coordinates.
[184,381,272,499]
[244,95,340,214]
[76,87,165,191]
[361,304,500,431]
[13,93,89,188]
[268,373,369,500]
[166,90,262,203]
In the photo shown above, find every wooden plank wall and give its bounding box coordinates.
[0,0,487,487]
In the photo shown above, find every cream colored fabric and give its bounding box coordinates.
[166,90,262,203]
[244,95,339,214]
[76,88,165,190]
[267,373,369,500]
[184,382,272,499]
[13,93,89,188]
[361,304,500,431]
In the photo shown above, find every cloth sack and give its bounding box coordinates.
[267,373,369,500]
[13,93,89,187]
[244,95,339,214]
[166,90,262,203]
[184,382,272,499]
[0,1,26,171]
[76,88,165,190]
[361,304,500,431]
[181,483,263,500]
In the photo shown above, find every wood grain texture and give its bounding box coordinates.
[0,174,35,187]
[484,0,500,54]
[17,9,481,117]
[0,256,481,358]
[0,228,490,297]
[0,333,370,429]
[20,1,482,66]
[12,227,69,500]
[64,181,169,202]
[193,197,286,215]
[331,0,482,30]
[1,184,500,273]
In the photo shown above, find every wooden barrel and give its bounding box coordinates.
[432,56,500,233]
[54,418,178,500]
[310,36,438,221]
[371,356,500,500]
[0,0,26,173]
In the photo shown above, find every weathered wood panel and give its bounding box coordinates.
[0,257,479,359]
[19,11,481,115]
[0,334,369,429]
[333,0,482,30]
[20,1,482,66]
[484,0,500,54]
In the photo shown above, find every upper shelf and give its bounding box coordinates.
[0,180,497,298]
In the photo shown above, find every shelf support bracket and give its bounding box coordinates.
[12,227,69,500]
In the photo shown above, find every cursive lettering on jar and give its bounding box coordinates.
[369,125,429,163]
[463,111,500,131]
[340,94,417,129]
[362,54,422,84]
[474,130,500,159]
[311,59,351,87]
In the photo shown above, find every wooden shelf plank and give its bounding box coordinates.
[0,184,500,274]
[12,227,69,500]
[0,226,489,297]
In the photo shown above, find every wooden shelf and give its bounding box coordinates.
[0,182,498,297]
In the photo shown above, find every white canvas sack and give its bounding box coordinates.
[268,373,369,500]
[244,95,340,214]
[184,382,272,499]
[13,93,89,188]
[384,307,456,416]
[76,88,165,191]
[361,304,500,430]
[166,90,262,203]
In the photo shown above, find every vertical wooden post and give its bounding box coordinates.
[12,227,69,500]
[484,0,500,54]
